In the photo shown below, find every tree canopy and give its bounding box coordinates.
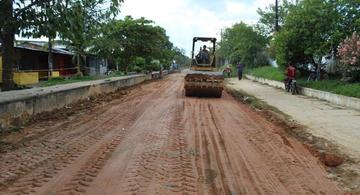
[256,0,295,40]
[270,0,360,69]
[0,0,123,90]
[218,22,267,67]
[92,16,181,72]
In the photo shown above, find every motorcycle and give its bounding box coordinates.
[284,78,298,95]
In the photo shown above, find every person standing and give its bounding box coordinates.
[236,62,244,80]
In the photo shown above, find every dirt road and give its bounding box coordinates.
[0,74,344,194]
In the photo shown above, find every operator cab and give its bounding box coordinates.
[191,37,216,67]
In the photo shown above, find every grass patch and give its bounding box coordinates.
[41,71,127,87]
[298,79,360,98]
[41,75,97,87]
[247,66,284,81]
[247,66,360,98]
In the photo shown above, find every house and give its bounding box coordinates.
[1,40,110,86]
[14,41,77,79]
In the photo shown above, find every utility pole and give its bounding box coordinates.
[275,0,279,32]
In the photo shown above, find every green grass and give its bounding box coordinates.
[247,66,360,98]
[247,66,285,81]
[297,79,360,98]
[41,71,126,87]
[41,75,98,87]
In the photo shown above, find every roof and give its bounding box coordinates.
[15,41,74,56]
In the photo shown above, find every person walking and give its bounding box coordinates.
[236,62,244,80]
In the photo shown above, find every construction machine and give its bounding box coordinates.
[184,37,224,97]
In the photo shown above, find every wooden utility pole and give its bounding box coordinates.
[275,0,279,32]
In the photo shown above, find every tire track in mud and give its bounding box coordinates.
[4,112,131,195]
[209,98,328,194]
[0,74,346,195]
[0,87,147,189]
[0,78,175,195]
[119,86,197,194]
[51,78,177,195]
[184,92,343,195]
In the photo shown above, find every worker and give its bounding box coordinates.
[200,45,209,64]
[285,63,296,91]
[236,62,244,80]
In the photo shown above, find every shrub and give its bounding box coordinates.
[337,32,360,81]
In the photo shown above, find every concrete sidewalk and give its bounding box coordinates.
[227,78,360,160]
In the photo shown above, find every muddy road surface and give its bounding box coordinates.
[0,74,343,194]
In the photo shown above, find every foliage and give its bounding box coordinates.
[0,0,123,90]
[338,32,360,69]
[92,16,173,72]
[270,0,360,72]
[108,70,125,77]
[298,79,360,98]
[332,0,360,48]
[144,60,161,71]
[271,0,339,68]
[248,66,285,81]
[218,22,267,67]
[42,75,97,87]
[171,46,190,68]
[247,66,360,98]
[60,0,122,74]
[255,0,295,40]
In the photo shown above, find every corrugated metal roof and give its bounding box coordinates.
[15,42,74,56]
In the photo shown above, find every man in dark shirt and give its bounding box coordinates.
[236,62,244,80]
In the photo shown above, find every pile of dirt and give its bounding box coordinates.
[304,144,344,167]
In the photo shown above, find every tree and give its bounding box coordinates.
[256,0,295,40]
[332,0,360,52]
[0,0,122,90]
[0,0,16,90]
[337,32,360,81]
[92,16,173,72]
[60,0,122,75]
[272,0,339,70]
[218,22,267,67]
[171,47,190,68]
[1,0,66,90]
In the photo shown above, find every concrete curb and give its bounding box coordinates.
[245,74,360,110]
[0,74,158,130]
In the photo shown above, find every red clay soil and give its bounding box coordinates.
[0,74,345,194]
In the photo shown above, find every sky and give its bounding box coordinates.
[119,0,274,55]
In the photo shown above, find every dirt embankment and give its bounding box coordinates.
[0,74,351,194]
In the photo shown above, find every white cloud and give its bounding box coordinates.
[119,0,274,55]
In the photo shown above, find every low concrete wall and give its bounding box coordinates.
[245,74,360,110]
[245,75,285,89]
[0,74,153,130]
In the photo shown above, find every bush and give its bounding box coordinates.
[337,32,360,81]
[109,71,125,77]
[133,65,143,73]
